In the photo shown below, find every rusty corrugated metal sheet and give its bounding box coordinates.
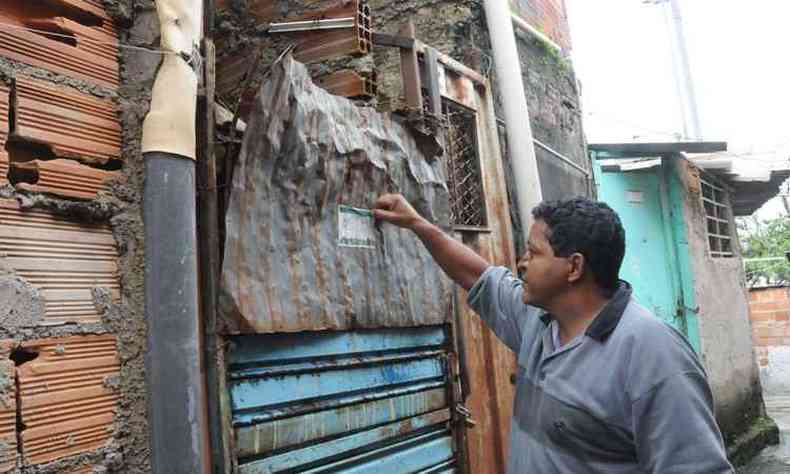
[18,335,119,464]
[0,199,120,325]
[11,159,118,200]
[0,342,16,473]
[219,55,451,333]
[0,1,119,89]
[0,82,8,186]
[14,77,121,165]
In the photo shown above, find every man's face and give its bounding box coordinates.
[516,220,571,308]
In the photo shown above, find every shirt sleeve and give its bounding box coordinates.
[466,266,543,354]
[632,371,734,474]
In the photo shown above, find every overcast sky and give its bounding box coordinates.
[565,0,790,217]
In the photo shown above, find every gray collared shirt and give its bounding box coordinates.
[468,266,733,474]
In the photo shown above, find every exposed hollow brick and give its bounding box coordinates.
[12,77,121,166]
[17,335,119,465]
[10,159,118,200]
[0,199,121,325]
[217,0,371,110]
[0,1,119,90]
[0,341,17,473]
[0,82,8,186]
[316,69,378,100]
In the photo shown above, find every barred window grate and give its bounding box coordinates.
[700,176,733,258]
[443,100,487,228]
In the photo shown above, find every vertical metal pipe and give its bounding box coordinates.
[141,1,206,471]
[482,0,542,240]
[144,153,207,473]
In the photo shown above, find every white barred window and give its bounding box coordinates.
[700,177,733,258]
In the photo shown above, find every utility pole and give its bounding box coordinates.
[665,0,703,140]
[646,0,703,140]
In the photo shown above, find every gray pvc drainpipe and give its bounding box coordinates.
[141,1,208,472]
[143,153,206,473]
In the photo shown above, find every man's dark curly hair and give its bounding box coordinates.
[531,197,626,294]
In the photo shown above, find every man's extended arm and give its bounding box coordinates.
[373,194,489,290]
[375,194,541,354]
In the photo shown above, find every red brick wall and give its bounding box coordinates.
[749,286,790,366]
[511,0,572,50]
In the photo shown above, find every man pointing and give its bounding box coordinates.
[373,194,733,473]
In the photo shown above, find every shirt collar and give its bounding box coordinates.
[538,281,633,342]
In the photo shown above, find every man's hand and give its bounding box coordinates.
[373,194,424,229]
[372,193,489,290]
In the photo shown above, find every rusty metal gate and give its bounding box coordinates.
[218,44,519,472]
[228,326,459,473]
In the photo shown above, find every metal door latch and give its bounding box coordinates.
[456,404,477,428]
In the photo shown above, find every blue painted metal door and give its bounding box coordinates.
[595,166,684,328]
[228,326,459,473]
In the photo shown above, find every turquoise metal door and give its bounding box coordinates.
[228,326,460,473]
[595,165,685,329]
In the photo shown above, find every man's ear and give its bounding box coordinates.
[567,253,585,284]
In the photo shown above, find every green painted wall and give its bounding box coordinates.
[665,161,702,353]
[592,155,701,352]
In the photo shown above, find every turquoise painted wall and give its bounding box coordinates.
[592,156,701,352]
[665,161,701,353]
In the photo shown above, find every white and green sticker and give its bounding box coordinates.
[338,205,376,249]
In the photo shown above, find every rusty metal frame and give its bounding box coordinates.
[429,51,518,474]
[423,47,442,117]
[398,21,423,111]
[443,99,488,229]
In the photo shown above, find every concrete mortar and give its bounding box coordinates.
[0,0,154,471]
